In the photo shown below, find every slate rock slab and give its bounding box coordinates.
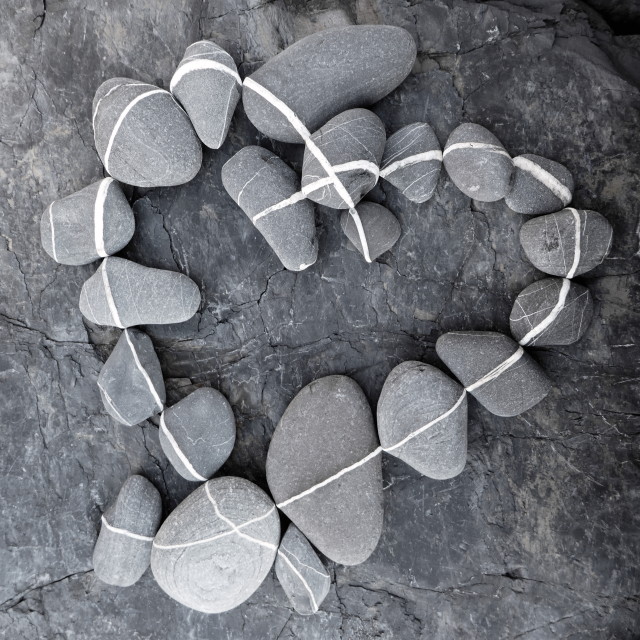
[79,257,201,328]
[151,477,280,614]
[340,202,401,263]
[377,361,468,480]
[242,25,416,143]
[92,78,202,187]
[93,475,162,587]
[266,375,383,566]
[40,178,134,265]
[159,387,236,482]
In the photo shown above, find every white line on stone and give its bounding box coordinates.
[348,207,372,263]
[159,413,206,482]
[92,82,149,131]
[100,260,124,328]
[566,208,582,279]
[94,178,113,258]
[379,150,443,179]
[252,191,308,223]
[302,160,380,196]
[101,515,154,541]
[277,549,319,612]
[513,156,572,206]
[464,346,524,392]
[125,329,164,411]
[518,278,571,346]
[98,383,132,426]
[170,59,241,93]
[48,203,58,262]
[442,142,511,158]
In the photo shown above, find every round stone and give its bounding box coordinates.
[340,202,401,263]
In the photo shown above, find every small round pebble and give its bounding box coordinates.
[340,202,401,263]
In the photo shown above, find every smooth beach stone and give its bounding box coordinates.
[510,277,594,347]
[92,77,202,187]
[380,123,442,203]
[151,477,280,614]
[97,328,165,426]
[159,388,236,482]
[505,154,574,215]
[242,25,416,143]
[301,108,386,209]
[40,178,134,266]
[340,202,401,263]
[79,257,200,328]
[377,361,468,480]
[520,208,614,278]
[221,146,317,271]
[266,375,383,566]
[436,331,551,418]
[442,123,513,202]
[170,40,241,149]
[93,475,162,587]
[275,524,331,615]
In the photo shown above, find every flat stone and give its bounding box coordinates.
[159,387,236,482]
[340,202,401,263]
[377,361,467,480]
[221,145,318,271]
[510,277,594,347]
[505,154,574,215]
[92,78,202,187]
[79,257,200,328]
[151,477,280,614]
[93,475,162,587]
[520,208,614,277]
[266,375,384,566]
[40,178,134,265]
[301,108,386,209]
[243,25,416,143]
[380,123,442,203]
[170,40,241,149]
[275,524,331,615]
[436,331,551,417]
[443,123,513,202]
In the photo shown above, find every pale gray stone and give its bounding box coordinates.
[340,202,401,262]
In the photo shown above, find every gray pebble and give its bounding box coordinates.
[79,257,200,328]
[159,388,236,482]
[93,475,162,587]
[151,477,280,614]
[436,331,551,417]
[92,77,202,187]
[377,361,467,480]
[222,146,318,271]
[340,202,401,263]
[40,178,134,265]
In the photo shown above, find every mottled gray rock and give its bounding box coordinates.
[510,278,594,347]
[505,154,574,215]
[340,202,401,263]
[266,375,383,566]
[242,25,416,143]
[151,477,279,614]
[380,123,442,203]
[93,475,162,587]
[79,257,200,328]
[377,361,467,480]
[92,78,202,187]
[40,178,134,265]
[222,146,317,271]
[436,332,551,417]
[443,123,513,202]
[170,40,241,149]
[159,388,236,482]
[520,209,614,278]
[301,109,385,209]
[275,524,330,615]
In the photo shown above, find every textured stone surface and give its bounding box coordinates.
[340,202,401,262]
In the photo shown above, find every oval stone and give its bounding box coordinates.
[340,202,401,263]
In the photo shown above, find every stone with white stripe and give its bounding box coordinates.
[221,146,317,271]
[170,41,241,149]
[159,388,236,482]
[377,361,467,479]
[97,328,165,426]
[93,475,162,587]
[92,77,202,187]
[275,524,330,615]
[443,123,513,202]
[151,477,280,614]
[40,178,134,265]
[340,202,400,262]
[380,123,442,203]
[79,257,201,328]
[436,331,551,417]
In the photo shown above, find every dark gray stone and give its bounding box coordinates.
[170,40,241,149]
[266,375,383,566]
[340,202,401,262]
[159,387,236,482]
[40,178,134,266]
[150,477,280,614]
[92,475,162,587]
[92,78,202,187]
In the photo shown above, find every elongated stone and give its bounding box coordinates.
[340,202,401,263]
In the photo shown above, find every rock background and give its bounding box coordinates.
[1,0,639,638]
